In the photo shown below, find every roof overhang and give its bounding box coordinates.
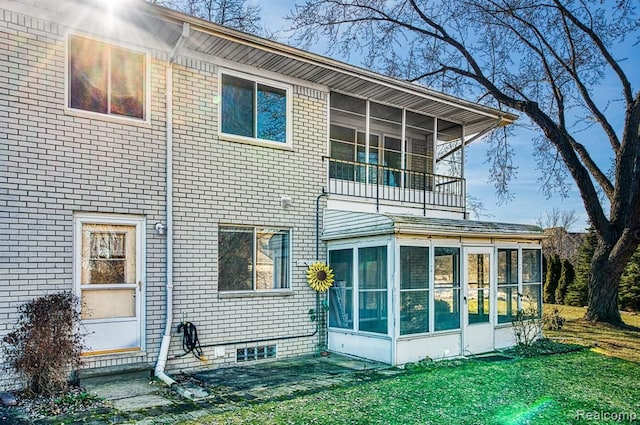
[130,1,517,138]
[322,210,544,241]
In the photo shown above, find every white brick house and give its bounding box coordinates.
[0,0,543,386]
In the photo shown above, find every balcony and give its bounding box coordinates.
[327,158,466,213]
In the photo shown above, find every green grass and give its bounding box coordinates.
[544,304,640,362]
[181,350,640,425]
[179,307,640,425]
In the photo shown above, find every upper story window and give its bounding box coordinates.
[220,72,290,145]
[68,35,146,120]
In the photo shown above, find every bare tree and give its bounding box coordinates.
[536,208,579,233]
[288,0,640,325]
[537,208,582,262]
[152,0,262,34]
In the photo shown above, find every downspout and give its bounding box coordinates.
[155,22,190,388]
[315,189,327,355]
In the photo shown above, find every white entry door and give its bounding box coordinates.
[463,247,494,354]
[75,214,145,355]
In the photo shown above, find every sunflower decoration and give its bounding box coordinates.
[306,262,335,292]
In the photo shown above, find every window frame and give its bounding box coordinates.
[217,225,292,294]
[327,240,392,336]
[433,245,462,333]
[65,33,150,125]
[218,69,293,149]
[495,245,543,324]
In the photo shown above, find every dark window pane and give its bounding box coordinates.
[497,285,519,323]
[434,287,461,331]
[110,46,144,118]
[400,290,429,335]
[257,84,286,142]
[329,249,354,329]
[218,227,253,291]
[498,249,518,285]
[359,246,387,290]
[358,291,387,333]
[522,249,542,283]
[221,74,254,138]
[69,36,108,113]
[434,247,460,286]
[400,246,428,290]
[256,229,289,289]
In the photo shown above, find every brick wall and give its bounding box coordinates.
[0,1,328,389]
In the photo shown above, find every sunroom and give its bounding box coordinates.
[323,210,544,365]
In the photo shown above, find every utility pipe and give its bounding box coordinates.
[155,22,190,389]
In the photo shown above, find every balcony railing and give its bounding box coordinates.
[328,158,465,212]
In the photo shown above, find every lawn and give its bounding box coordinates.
[543,304,640,362]
[180,308,640,425]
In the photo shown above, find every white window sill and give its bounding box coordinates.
[219,289,293,299]
[65,108,151,128]
[219,133,294,151]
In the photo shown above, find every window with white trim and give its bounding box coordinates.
[400,246,429,335]
[220,73,290,144]
[497,248,543,322]
[522,249,543,318]
[68,35,146,119]
[328,245,388,334]
[218,226,290,291]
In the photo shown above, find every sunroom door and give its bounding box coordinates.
[75,215,145,355]
[463,247,494,354]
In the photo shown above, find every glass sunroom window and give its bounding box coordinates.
[522,249,542,318]
[358,246,387,334]
[221,73,288,144]
[329,249,354,329]
[497,249,519,323]
[400,246,429,335]
[434,247,461,331]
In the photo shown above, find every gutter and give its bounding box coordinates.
[154,22,190,390]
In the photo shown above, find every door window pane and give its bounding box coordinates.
[400,246,429,335]
[81,224,136,285]
[81,289,135,320]
[467,253,490,324]
[329,249,354,329]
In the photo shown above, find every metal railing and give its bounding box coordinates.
[327,158,465,212]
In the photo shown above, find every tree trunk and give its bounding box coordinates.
[585,243,624,325]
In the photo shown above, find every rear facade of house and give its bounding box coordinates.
[0,0,543,388]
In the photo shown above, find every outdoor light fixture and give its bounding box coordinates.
[281,196,292,208]
[155,222,167,235]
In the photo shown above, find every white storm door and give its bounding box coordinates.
[463,247,494,355]
[75,215,145,354]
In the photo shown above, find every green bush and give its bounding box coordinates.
[555,259,575,305]
[543,254,561,304]
[2,292,85,396]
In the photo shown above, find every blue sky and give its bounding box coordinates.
[258,0,638,232]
